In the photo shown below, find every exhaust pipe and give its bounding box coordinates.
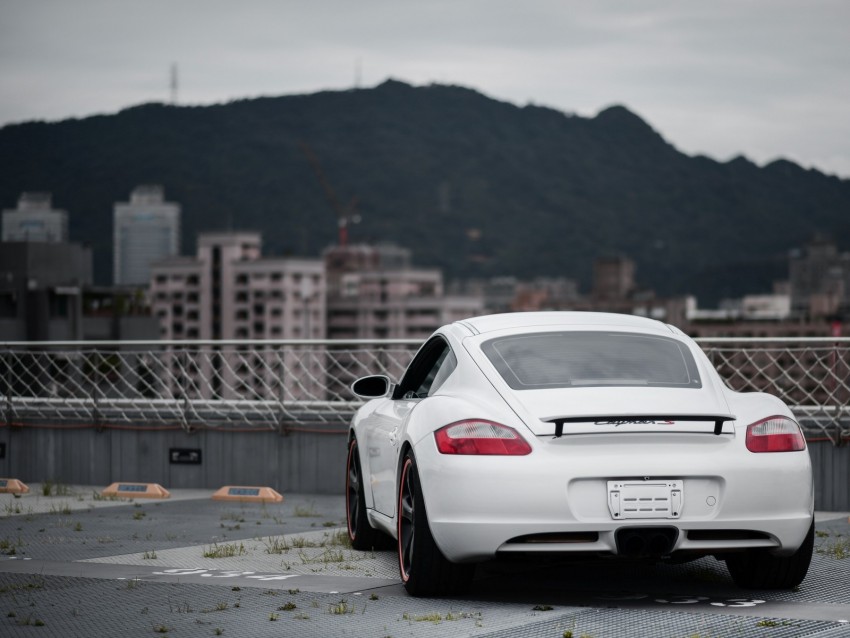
[616,527,678,557]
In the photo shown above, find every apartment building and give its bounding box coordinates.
[324,243,482,341]
[150,232,325,401]
[114,185,181,285]
[2,192,68,243]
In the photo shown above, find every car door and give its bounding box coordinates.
[370,336,457,516]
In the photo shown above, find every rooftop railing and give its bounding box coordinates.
[2,337,849,445]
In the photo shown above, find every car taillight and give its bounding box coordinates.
[745,416,806,453]
[434,420,532,455]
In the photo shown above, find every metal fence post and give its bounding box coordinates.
[4,349,12,426]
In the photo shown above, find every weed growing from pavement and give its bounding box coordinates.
[295,546,359,568]
[133,511,146,520]
[170,601,193,613]
[279,602,297,611]
[269,612,280,621]
[756,620,797,627]
[259,504,278,520]
[203,542,247,558]
[293,503,319,517]
[200,602,228,613]
[403,610,483,624]
[16,613,45,626]
[329,600,354,615]
[123,578,142,590]
[91,491,122,502]
[0,536,24,555]
[290,536,318,549]
[0,577,43,594]
[40,481,73,497]
[263,536,291,554]
[2,501,33,516]
[816,537,850,559]
[143,550,158,559]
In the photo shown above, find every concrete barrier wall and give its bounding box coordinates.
[1,426,848,510]
[808,441,850,511]
[0,426,348,496]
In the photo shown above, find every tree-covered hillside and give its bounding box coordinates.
[2,79,849,303]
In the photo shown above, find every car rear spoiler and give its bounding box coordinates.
[546,414,736,437]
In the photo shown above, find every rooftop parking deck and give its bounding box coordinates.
[1,487,849,638]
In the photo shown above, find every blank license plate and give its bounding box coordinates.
[607,480,683,519]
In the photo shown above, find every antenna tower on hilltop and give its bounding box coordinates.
[170,63,178,105]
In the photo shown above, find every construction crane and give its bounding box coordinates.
[298,141,360,247]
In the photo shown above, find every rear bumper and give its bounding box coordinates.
[413,433,814,562]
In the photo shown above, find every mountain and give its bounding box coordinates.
[2,79,849,304]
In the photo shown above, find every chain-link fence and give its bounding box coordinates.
[700,337,850,445]
[1,339,419,432]
[2,338,849,444]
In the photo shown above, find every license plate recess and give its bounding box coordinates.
[607,480,683,519]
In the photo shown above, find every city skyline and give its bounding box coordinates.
[1,1,849,177]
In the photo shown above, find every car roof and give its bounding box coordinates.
[455,311,674,336]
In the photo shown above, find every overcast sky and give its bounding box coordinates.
[2,0,848,177]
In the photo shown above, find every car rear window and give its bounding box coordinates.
[481,331,702,390]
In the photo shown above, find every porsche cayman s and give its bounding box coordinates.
[345,312,814,596]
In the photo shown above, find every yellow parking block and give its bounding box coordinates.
[101,482,171,499]
[0,478,29,494]
[212,486,283,503]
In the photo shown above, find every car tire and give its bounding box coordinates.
[397,451,475,597]
[726,518,814,589]
[346,437,391,551]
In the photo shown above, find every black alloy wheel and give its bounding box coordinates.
[397,451,474,596]
[346,437,386,550]
[397,455,416,581]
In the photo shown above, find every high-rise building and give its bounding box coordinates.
[2,192,68,243]
[113,185,181,285]
[592,255,636,301]
[324,243,483,341]
[789,237,850,319]
[0,242,91,340]
[323,243,483,395]
[149,232,326,400]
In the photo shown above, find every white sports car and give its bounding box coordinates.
[345,312,814,596]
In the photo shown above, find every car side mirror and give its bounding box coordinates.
[351,375,392,399]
